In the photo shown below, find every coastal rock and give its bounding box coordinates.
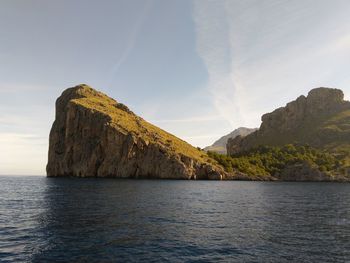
[227,87,350,155]
[259,88,349,135]
[278,161,333,181]
[47,85,232,179]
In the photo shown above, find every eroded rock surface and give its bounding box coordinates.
[227,87,350,155]
[47,85,232,179]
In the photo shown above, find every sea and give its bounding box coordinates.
[0,176,349,262]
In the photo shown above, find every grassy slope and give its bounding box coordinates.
[70,85,212,164]
[66,85,350,179]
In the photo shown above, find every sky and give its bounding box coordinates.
[1,0,350,175]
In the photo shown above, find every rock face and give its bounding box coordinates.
[47,85,232,179]
[278,161,333,182]
[204,127,257,154]
[227,87,350,155]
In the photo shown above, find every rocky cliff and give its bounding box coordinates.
[227,87,350,155]
[47,85,236,179]
[204,127,257,154]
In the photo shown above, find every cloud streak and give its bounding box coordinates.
[193,0,350,129]
[108,0,154,84]
[0,132,47,175]
[193,1,242,129]
[149,115,225,124]
[0,83,47,93]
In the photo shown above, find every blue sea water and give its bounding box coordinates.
[0,176,350,262]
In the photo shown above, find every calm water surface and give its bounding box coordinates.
[0,176,350,262]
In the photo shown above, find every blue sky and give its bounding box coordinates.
[1,0,350,175]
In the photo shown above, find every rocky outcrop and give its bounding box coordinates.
[204,127,257,154]
[259,88,349,134]
[227,87,350,155]
[278,161,333,181]
[47,85,235,179]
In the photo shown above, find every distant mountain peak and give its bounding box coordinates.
[204,127,257,154]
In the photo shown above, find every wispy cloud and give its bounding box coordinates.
[0,83,47,93]
[0,133,45,140]
[0,114,40,126]
[0,100,52,175]
[333,34,350,52]
[108,0,154,83]
[0,132,47,175]
[149,115,225,124]
[193,0,350,129]
[183,134,224,140]
[193,1,241,129]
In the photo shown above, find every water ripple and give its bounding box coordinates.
[0,177,350,262]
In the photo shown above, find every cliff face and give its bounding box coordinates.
[47,85,232,179]
[227,87,350,155]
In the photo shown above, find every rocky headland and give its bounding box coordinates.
[47,84,243,180]
[47,85,350,181]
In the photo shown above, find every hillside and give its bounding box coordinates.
[223,87,350,181]
[47,85,350,181]
[227,87,350,156]
[47,84,238,179]
[209,144,350,181]
[204,127,257,154]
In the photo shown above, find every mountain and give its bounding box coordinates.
[46,85,350,182]
[227,87,350,157]
[204,127,257,154]
[221,87,350,182]
[47,84,242,180]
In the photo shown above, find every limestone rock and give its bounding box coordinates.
[47,84,234,179]
[278,161,334,181]
[227,87,350,155]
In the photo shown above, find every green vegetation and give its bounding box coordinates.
[208,144,343,177]
[70,85,213,163]
[242,110,350,151]
[69,85,350,181]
